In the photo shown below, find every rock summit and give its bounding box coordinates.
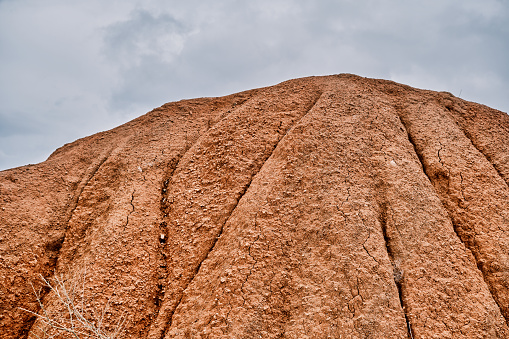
[1,74,509,338]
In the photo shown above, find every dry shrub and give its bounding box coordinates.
[20,267,125,339]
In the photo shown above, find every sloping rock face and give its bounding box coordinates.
[1,74,509,338]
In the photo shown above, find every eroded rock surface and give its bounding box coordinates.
[1,74,509,338]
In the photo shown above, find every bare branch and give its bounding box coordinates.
[19,268,125,339]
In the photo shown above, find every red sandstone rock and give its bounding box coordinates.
[1,74,509,338]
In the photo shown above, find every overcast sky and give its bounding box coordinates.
[1,0,508,170]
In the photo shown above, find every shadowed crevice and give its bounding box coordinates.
[377,201,414,339]
[124,189,136,232]
[25,146,115,338]
[150,153,187,337]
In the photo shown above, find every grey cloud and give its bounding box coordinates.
[103,9,191,67]
[102,0,509,116]
[0,111,47,137]
[101,8,195,111]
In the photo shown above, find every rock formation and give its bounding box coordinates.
[1,74,509,338]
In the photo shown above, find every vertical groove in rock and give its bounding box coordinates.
[53,136,136,269]
[164,171,255,337]
[378,201,414,339]
[157,91,323,339]
[154,156,182,330]
[154,149,204,334]
[438,96,509,188]
[393,105,429,183]
[25,147,114,337]
[150,97,256,338]
[440,105,509,322]
[394,103,508,324]
[446,109,509,190]
[64,149,114,225]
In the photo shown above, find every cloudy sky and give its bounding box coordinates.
[1,0,508,170]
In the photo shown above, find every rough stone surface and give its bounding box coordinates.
[1,74,509,338]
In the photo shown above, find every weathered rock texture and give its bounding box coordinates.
[1,74,509,338]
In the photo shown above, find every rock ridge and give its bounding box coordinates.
[1,74,509,338]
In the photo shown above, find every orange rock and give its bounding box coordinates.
[1,74,508,338]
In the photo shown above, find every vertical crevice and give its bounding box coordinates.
[378,201,414,339]
[57,148,114,259]
[444,106,509,189]
[123,189,136,232]
[149,96,258,339]
[25,147,115,337]
[151,155,183,337]
[165,172,255,332]
[393,111,431,186]
[394,105,508,324]
[152,91,323,339]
